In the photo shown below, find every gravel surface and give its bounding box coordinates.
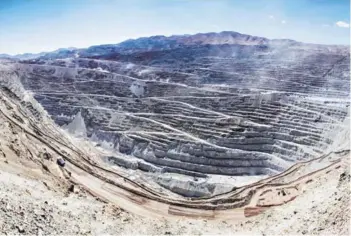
[0,159,349,235]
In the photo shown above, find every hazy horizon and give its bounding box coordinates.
[1,30,350,56]
[1,0,350,55]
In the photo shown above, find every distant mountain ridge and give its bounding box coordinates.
[2,31,348,61]
[80,31,298,57]
[0,52,47,60]
[0,48,78,60]
[88,31,272,50]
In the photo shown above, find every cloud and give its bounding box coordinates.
[281,20,286,24]
[335,21,350,28]
[269,15,274,20]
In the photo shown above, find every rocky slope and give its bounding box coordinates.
[0,62,349,234]
[0,28,350,234]
[1,153,349,235]
[12,31,350,197]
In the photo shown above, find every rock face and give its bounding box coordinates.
[64,111,87,138]
[7,31,350,196]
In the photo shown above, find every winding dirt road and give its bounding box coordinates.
[0,87,348,220]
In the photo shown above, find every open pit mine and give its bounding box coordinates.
[0,32,349,221]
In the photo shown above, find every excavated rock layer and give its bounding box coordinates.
[0,77,349,233]
[0,77,349,218]
[5,41,350,196]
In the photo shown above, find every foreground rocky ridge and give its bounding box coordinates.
[1,163,348,235]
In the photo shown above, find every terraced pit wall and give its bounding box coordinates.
[5,41,350,197]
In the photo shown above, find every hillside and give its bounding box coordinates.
[0,30,349,235]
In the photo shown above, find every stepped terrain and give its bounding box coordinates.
[0,58,350,235]
[0,31,350,234]
[12,31,350,197]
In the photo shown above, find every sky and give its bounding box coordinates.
[0,0,350,55]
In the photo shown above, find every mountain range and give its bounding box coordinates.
[1,31,303,60]
[3,31,349,62]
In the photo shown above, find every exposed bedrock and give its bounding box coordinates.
[154,177,233,198]
[9,41,350,196]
